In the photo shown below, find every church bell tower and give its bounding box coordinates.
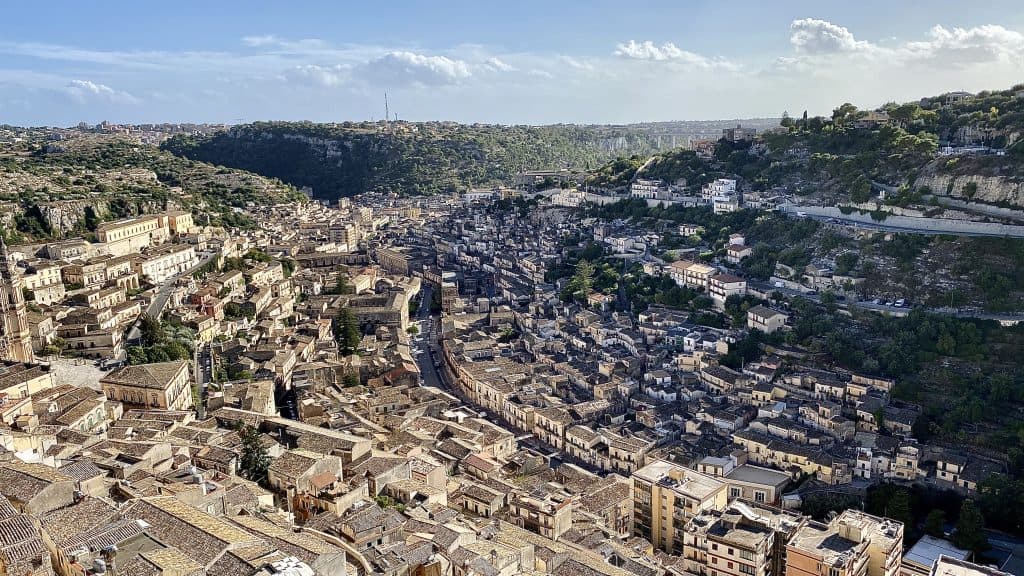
[0,237,35,363]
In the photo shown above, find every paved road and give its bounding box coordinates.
[126,249,220,343]
[411,285,444,391]
[410,286,607,473]
[194,343,213,417]
[779,204,1024,237]
[756,281,1023,324]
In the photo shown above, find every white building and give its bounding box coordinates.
[631,179,666,200]
[709,273,747,308]
[132,245,198,284]
[702,178,737,200]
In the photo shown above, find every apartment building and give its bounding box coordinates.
[0,361,55,400]
[747,306,789,334]
[19,261,65,305]
[132,244,198,284]
[929,556,1012,576]
[685,500,807,576]
[834,510,903,576]
[246,261,285,288]
[786,510,903,576]
[164,210,195,235]
[509,489,573,541]
[709,273,747,309]
[727,243,754,264]
[632,459,728,554]
[703,179,738,200]
[670,261,717,290]
[62,260,107,288]
[787,520,870,576]
[631,179,667,200]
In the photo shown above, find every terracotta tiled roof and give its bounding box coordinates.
[101,360,188,390]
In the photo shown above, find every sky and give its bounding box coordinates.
[4,0,1024,126]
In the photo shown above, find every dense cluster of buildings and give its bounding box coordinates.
[0,188,1013,576]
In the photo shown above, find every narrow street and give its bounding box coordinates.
[408,284,605,474]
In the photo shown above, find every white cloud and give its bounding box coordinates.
[905,24,1024,66]
[613,40,735,70]
[781,19,1024,71]
[356,51,471,87]
[789,19,874,55]
[483,57,515,72]
[558,56,594,71]
[65,79,138,103]
[283,64,349,87]
[241,35,279,47]
[616,40,689,61]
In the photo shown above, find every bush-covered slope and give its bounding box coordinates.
[161,121,664,200]
[0,133,307,242]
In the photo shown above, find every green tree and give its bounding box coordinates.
[237,423,270,483]
[886,488,913,529]
[925,509,947,538]
[561,259,596,302]
[333,307,362,355]
[139,313,165,346]
[832,103,859,127]
[281,258,296,278]
[952,500,988,554]
[326,274,352,295]
[127,346,148,365]
[407,324,419,335]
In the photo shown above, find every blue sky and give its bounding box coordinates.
[4,0,1024,126]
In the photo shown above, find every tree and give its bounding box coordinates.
[886,488,912,529]
[832,103,859,127]
[407,324,419,335]
[925,509,947,537]
[952,500,988,554]
[333,307,362,355]
[561,259,596,302]
[127,346,149,365]
[873,408,886,431]
[281,258,296,278]
[326,274,352,295]
[237,423,270,483]
[139,313,165,346]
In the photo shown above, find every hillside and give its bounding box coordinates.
[160,122,658,199]
[0,131,307,243]
[159,119,779,200]
[587,84,1024,209]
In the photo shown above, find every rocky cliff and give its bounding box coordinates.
[916,162,1024,208]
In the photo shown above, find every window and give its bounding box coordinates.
[711,558,717,565]
[755,491,766,503]
[740,549,755,561]
[739,563,756,575]
[730,487,742,498]
[712,543,718,551]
